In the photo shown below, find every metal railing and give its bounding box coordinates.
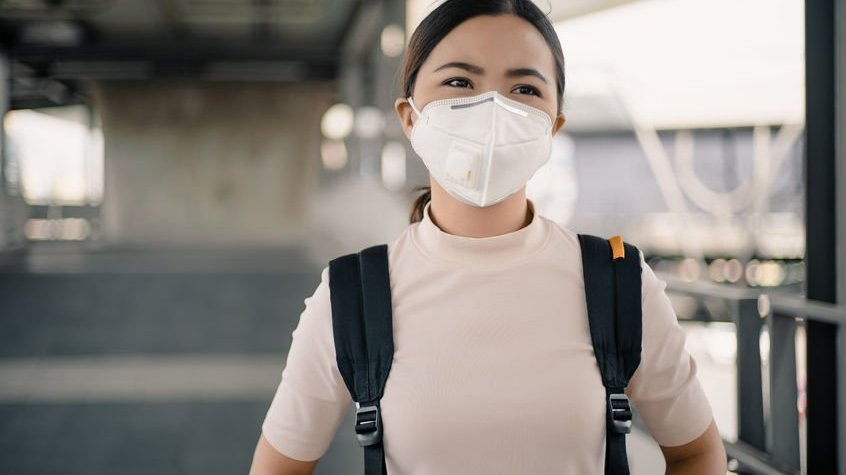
[651,271,846,475]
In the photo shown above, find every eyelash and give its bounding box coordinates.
[443,77,541,97]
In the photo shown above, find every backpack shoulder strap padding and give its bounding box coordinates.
[328,243,394,405]
[328,243,393,475]
[578,233,643,387]
[577,233,643,475]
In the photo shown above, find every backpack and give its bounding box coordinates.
[328,233,643,475]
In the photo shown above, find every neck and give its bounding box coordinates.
[427,179,532,238]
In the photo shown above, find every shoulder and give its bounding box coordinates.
[552,224,663,300]
[327,222,420,282]
[536,215,585,259]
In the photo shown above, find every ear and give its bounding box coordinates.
[552,112,566,136]
[394,96,416,139]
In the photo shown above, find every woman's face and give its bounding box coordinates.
[395,13,566,137]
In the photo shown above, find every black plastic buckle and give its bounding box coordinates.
[354,403,382,447]
[608,393,632,434]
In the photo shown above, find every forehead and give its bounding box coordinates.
[420,13,557,77]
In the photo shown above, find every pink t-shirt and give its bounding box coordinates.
[261,199,715,473]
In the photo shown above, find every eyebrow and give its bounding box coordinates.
[433,61,549,84]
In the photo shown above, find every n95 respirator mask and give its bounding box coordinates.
[407,90,554,208]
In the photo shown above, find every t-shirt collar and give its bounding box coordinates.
[411,198,549,268]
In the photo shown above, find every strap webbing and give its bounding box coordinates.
[578,234,643,475]
[364,444,388,475]
[329,244,394,475]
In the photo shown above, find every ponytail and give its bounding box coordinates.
[409,185,432,224]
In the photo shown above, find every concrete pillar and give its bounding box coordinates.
[0,47,8,252]
[0,48,6,196]
[376,0,428,194]
[336,0,424,193]
[0,48,8,249]
[91,82,333,247]
[0,48,28,255]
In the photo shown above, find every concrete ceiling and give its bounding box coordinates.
[1,0,363,108]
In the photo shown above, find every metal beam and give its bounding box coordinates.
[835,0,846,472]
[804,1,839,474]
[725,440,802,475]
[766,312,800,470]
[9,44,337,81]
[28,205,100,220]
[8,41,336,64]
[6,42,338,107]
[735,298,766,453]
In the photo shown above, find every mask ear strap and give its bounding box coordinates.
[407,97,422,117]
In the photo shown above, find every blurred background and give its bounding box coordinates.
[0,0,844,474]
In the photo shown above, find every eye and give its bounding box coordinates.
[444,77,472,88]
[512,85,541,97]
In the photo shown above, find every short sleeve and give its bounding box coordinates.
[624,250,715,447]
[261,265,353,461]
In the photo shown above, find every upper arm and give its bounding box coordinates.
[659,418,726,468]
[624,251,716,445]
[259,265,352,464]
[249,433,318,475]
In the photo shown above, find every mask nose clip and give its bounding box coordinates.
[492,95,529,117]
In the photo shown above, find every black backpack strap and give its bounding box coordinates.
[577,234,643,475]
[328,244,394,475]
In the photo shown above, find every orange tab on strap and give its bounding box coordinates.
[609,235,625,261]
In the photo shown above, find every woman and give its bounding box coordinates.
[250,1,727,473]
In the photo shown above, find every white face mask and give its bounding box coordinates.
[407,90,554,207]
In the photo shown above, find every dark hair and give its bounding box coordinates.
[402,0,566,223]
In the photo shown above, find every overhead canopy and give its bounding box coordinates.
[0,0,358,108]
[554,0,804,130]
